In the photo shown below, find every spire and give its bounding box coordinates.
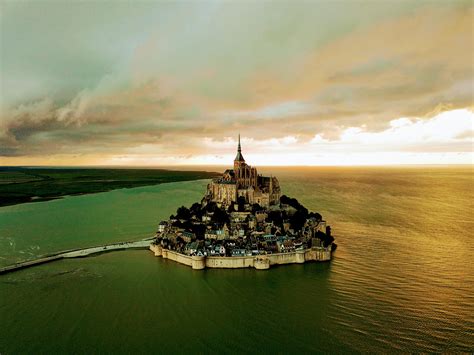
[234,134,245,162]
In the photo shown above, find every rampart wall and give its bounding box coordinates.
[150,244,332,270]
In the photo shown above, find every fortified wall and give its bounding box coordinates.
[149,244,331,270]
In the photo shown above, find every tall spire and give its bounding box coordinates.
[234,134,245,162]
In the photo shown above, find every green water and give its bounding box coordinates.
[0,180,208,265]
[0,167,473,353]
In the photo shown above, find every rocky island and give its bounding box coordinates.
[150,136,336,270]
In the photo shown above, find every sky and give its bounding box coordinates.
[0,0,473,166]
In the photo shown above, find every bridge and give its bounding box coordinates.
[0,239,153,275]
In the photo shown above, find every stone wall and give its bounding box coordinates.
[268,250,306,265]
[206,255,255,268]
[150,244,332,270]
[208,181,237,206]
[150,245,207,270]
[305,247,331,262]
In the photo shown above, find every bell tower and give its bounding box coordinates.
[234,134,245,172]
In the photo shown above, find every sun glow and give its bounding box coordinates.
[1,109,472,167]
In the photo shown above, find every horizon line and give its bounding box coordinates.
[1,163,472,169]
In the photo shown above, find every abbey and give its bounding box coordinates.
[205,135,280,208]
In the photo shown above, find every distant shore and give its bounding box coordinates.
[0,167,219,207]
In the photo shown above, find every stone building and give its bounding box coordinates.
[205,135,280,208]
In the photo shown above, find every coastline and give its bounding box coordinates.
[2,178,214,208]
[0,167,219,208]
[150,244,332,270]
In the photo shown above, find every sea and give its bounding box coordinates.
[0,166,472,354]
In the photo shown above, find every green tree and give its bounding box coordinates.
[176,206,191,220]
[211,207,230,225]
[309,212,323,222]
[251,203,263,213]
[267,210,283,229]
[289,209,307,231]
[237,196,246,211]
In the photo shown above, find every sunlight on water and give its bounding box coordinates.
[0,167,473,353]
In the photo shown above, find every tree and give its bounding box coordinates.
[251,203,263,214]
[191,224,206,239]
[176,206,191,220]
[289,209,307,231]
[204,201,217,213]
[267,210,283,228]
[315,230,334,247]
[309,212,322,222]
[190,202,203,218]
[237,196,246,212]
[280,195,308,215]
[190,202,201,212]
[211,207,230,225]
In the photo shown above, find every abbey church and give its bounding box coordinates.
[205,135,280,208]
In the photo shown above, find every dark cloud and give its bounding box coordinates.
[0,2,472,164]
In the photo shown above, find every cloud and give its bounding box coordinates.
[312,109,473,151]
[235,4,473,123]
[0,1,472,165]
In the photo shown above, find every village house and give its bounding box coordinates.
[158,221,168,233]
[181,231,195,243]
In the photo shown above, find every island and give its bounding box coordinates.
[150,135,336,270]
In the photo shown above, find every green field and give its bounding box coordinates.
[0,167,218,207]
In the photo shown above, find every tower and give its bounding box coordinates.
[234,134,245,171]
